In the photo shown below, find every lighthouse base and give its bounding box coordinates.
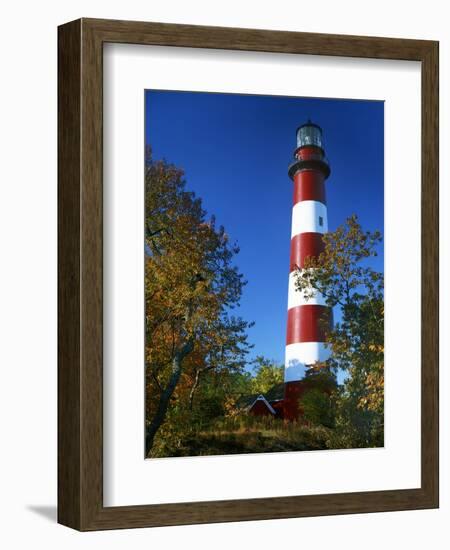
[246,369,337,421]
[245,380,310,421]
[283,380,308,421]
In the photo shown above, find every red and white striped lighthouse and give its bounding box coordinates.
[283,121,333,420]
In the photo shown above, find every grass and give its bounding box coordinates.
[152,414,331,458]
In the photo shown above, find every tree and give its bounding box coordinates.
[145,149,253,456]
[300,389,335,428]
[250,356,284,395]
[298,367,337,428]
[294,215,384,447]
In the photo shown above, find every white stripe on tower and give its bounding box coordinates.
[285,343,331,382]
[291,200,328,237]
[287,271,326,309]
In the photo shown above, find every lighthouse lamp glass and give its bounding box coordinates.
[297,125,323,149]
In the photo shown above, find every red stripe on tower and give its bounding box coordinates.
[289,233,326,271]
[293,170,326,205]
[284,121,333,420]
[286,305,333,344]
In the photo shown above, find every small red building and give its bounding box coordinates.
[248,395,276,417]
[245,371,336,420]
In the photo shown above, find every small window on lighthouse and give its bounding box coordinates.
[319,216,324,227]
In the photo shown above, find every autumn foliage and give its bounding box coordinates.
[145,149,253,456]
[296,215,384,447]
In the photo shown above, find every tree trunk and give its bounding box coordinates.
[145,339,194,457]
[188,369,201,411]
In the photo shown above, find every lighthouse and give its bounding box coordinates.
[283,121,333,420]
[246,121,334,420]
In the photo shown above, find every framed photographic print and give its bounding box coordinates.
[58,18,439,530]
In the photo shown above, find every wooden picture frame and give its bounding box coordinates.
[58,18,439,531]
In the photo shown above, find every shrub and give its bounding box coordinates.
[299,388,336,428]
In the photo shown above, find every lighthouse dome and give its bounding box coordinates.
[296,121,323,149]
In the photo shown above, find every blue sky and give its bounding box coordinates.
[145,90,384,367]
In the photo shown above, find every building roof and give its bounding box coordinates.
[296,120,323,133]
[248,394,277,415]
[235,382,285,411]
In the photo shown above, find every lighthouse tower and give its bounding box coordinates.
[283,121,333,420]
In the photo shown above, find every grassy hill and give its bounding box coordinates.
[151,415,331,458]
